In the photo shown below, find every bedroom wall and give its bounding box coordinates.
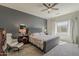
[47,11,79,43]
[0,5,47,34]
[47,19,55,35]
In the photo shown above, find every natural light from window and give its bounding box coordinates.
[55,20,70,36]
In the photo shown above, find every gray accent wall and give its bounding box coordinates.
[0,5,46,34]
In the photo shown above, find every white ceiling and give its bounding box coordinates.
[0,3,79,19]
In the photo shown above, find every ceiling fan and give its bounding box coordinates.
[41,3,58,13]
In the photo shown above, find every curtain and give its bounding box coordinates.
[71,17,79,44]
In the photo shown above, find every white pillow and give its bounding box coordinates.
[39,32,45,35]
[32,33,40,36]
[31,32,45,36]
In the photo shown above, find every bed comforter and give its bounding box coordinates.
[29,34,59,52]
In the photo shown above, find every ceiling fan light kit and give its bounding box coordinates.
[42,3,58,13]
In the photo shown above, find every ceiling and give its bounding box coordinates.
[0,3,79,19]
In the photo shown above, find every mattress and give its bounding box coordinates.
[44,43,79,56]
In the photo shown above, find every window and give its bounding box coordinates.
[55,20,70,35]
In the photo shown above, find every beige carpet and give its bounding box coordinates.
[7,44,44,56]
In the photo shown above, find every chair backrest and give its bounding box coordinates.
[6,33,13,44]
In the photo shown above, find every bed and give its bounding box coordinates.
[44,43,79,56]
[29,33,59,52]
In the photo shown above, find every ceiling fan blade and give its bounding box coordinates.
[43,3,49,8]
[41,9,48,11]
[51,3,58,7]
[51,8,59,10]
[48,3,51,6]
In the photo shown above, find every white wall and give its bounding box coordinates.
[47,19,55,35]
[47,11,79,43]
